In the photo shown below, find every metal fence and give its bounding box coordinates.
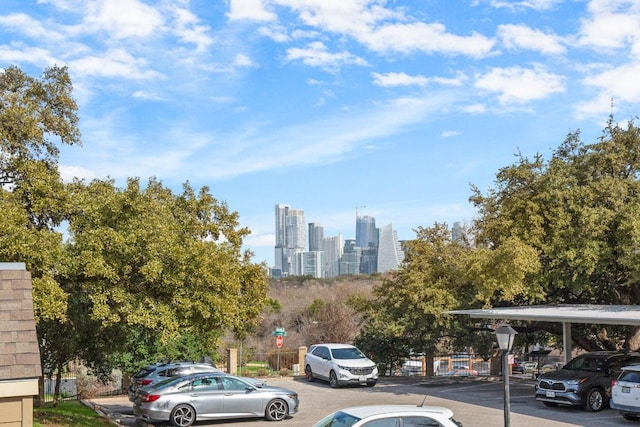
[42,370,125,403]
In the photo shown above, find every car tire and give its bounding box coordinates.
[366,380,376,387]
[542,401,558,407]
[585,388,605,412]
[170,404,196,427]
[305,364,315,382]
[329,370,339,388]
[265,398,288,421]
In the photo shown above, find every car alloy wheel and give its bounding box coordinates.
[305,365,315,382]
[329,370,339,388]
[170,404,196,427]
[265,398,288,421]
[585,388,604,412]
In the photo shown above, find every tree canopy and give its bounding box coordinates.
[0,65,269,398]
[357,116,640,361]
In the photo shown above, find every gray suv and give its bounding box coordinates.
[535,351,640,411]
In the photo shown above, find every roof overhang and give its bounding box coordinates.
[447,304,640,326]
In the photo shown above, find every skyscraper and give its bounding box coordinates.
[356,215,377,249]
[321,234,343,278]
[308,222,324,252]
[274,204,290,272]
[274,204,306,275]
[377,223,405,273]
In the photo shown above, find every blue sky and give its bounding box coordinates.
[2,0,639,267]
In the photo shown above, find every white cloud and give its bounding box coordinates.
[475,65,565,105]
[171,7,214,52]
[442,130,461,138]
[69,48,164,80]
[371,72,429,87]
[0,44,59,67]
[59,165,97,182]
[363,22,495,58]
[233,53,255,67]
[83,0,163,39]
[488,0,561,11]
[462,103,487,114]
[498,24,566,55]
[578,0,640,51]
[227,0,277,22]
[0,13,65,41]
[285,41,368,72]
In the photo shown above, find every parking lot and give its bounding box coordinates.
[89,376,638,426]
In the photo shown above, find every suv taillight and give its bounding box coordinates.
[138,379,153,385]
[612,379,618,387]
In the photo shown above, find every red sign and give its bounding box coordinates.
[276,335,284,348]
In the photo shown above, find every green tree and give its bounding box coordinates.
[355,222,540,362]
[471,117,640,350]
[62,177,268,370]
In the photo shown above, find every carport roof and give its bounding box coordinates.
[447,304,640,326]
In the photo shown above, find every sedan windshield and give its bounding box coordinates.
[312,410,361,427]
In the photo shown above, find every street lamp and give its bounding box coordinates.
[494,324,518,427]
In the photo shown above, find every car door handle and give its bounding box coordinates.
[190,394,200,397]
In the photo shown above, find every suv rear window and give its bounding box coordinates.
[620,370,640,383]
[133,367,156,378]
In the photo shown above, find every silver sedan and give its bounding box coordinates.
[133,372,299,426]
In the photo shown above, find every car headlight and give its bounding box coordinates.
[566,378,587,385]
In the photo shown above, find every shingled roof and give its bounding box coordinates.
[0,263,42,381]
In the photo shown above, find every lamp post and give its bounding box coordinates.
[495,324,518,427]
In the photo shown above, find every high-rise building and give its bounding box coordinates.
[321,234,343,278]
[274,204,306,275]
[274,204,290,272]
[340,239,361,275]
[356,215,377,249]
[308,222,324,252]
[377,223,405,273]
[295,251,324,278]
[451,221,466,243]
[356,215,378,274]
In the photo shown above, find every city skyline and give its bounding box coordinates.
[2,2,637,269]
[274,203,411,277]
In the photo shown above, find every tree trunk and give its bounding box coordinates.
[53,362,63,407]
[627,326,640,351]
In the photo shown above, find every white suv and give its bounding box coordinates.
[304,343,378,388]
[611,364,640,421]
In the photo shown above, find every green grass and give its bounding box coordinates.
[34,401,112,427]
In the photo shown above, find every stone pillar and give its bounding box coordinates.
[298,346,307,376]
[226,348,238,375]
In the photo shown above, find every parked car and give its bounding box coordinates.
[443,368,478,377]
[535,351,640,411]
[128,361,265,401]
[304,343,378,387]
[611,364,640,420]
[133,372,298,426]
[512,358,524,373]
[312,404,463,427]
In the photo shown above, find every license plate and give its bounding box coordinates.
[359,376,367,382]
[623,386,631,393]
[546,391,555,398]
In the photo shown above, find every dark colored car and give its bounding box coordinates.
[535,351,640,411]
[512,358,524,373]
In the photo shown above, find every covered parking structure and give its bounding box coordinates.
[448,304,640,365]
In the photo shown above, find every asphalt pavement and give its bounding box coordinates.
[86,375,637,427]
